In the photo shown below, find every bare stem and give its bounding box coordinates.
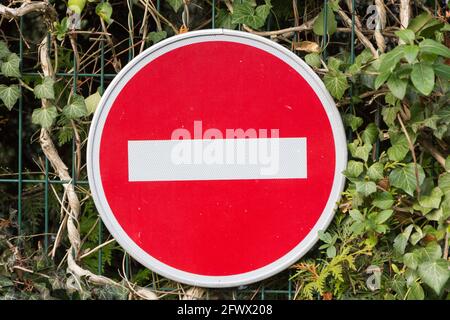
[397,114,421,196]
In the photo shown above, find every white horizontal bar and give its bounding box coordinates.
[128,138,307,182]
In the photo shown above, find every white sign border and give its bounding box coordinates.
[87,29,347,288]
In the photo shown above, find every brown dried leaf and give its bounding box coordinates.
[292,41,321,53]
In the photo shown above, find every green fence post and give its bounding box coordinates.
[17,16,24,239]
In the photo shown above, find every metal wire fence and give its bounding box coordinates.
[0,0,361,299]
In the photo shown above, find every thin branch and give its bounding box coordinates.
[419,138,447,170]
[137,0,178,34]
[12,266,51,279]
[0,1,56,20]
[79,239,116,259]
[337,88,389,107]
[399,0,411,29]
[243,18,316,37]
[100,18,122,72]
[397,114,421,196]
[444,228,449,260]
[374,0,386,53]
[337,8,379,58]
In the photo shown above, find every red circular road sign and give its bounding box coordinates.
[87,30,347,287]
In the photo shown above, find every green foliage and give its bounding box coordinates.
[32,106,58,128]
[231,0,272,29]
[34,77,55,100]
[68,0,87,14]
[63,94,87,119]
[1,53,20,78]
[0,41,20,110]
[0,41,11,59]
[305,53,322,68]
[85,91,102,115]
[411,62,435,96]
[389,164,425,196]
[96,2,113,24]
[167,0,183,12]
[395,29,415,44]
[216,9,236,29]
[313,5,337,36]
[147,31,167,45]
[0,84,19,110]
[53,17,69,41]
[296,11,450,300]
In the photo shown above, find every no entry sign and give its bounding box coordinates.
[87,30,347,287]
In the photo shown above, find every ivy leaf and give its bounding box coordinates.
[348,142,372,162]
[362,123,379,145]
[441,23,450,32]
[313,5,337,36]
[232,3,266,29]
[406,281,425,300]
[387,134,409,161]
[323,71,349,100]
[446,156,450,172]
[411,62,435,96]
[343,114,363,132]
[395,29,415,44]
[403,45,419,64]
[425,208,444,222]
[327,57,343,72]
[367,162,384,181]
[418,260,450,295]
[373,192,394,209]
[349,209,364,222]
[356,180,377,197]
[418,187,443,209]
[1,53,20,78]
[387,74,408,99]
[382,105,400,126]
[34,77,55,100]
[389,163,425,196]
[147,31,167,45]
[305,53,321,68]
[0,84,19,110]
[411,114,439,133]
[167,0,183,12]
[416,242,442,262]
[216,9,237,29]
[63,94,87,119]
[85,91,102,115]
[345,160,364,178]
[0,41,11,60]
[32,106,58,128]
[96,2,113,24]
[419,39,450,58]
[374,209,393,224]
[393,225,413,255]
[255,2,272,21]
[438,173,450,198]
[374,209,394,224]
[404,252,419,270]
